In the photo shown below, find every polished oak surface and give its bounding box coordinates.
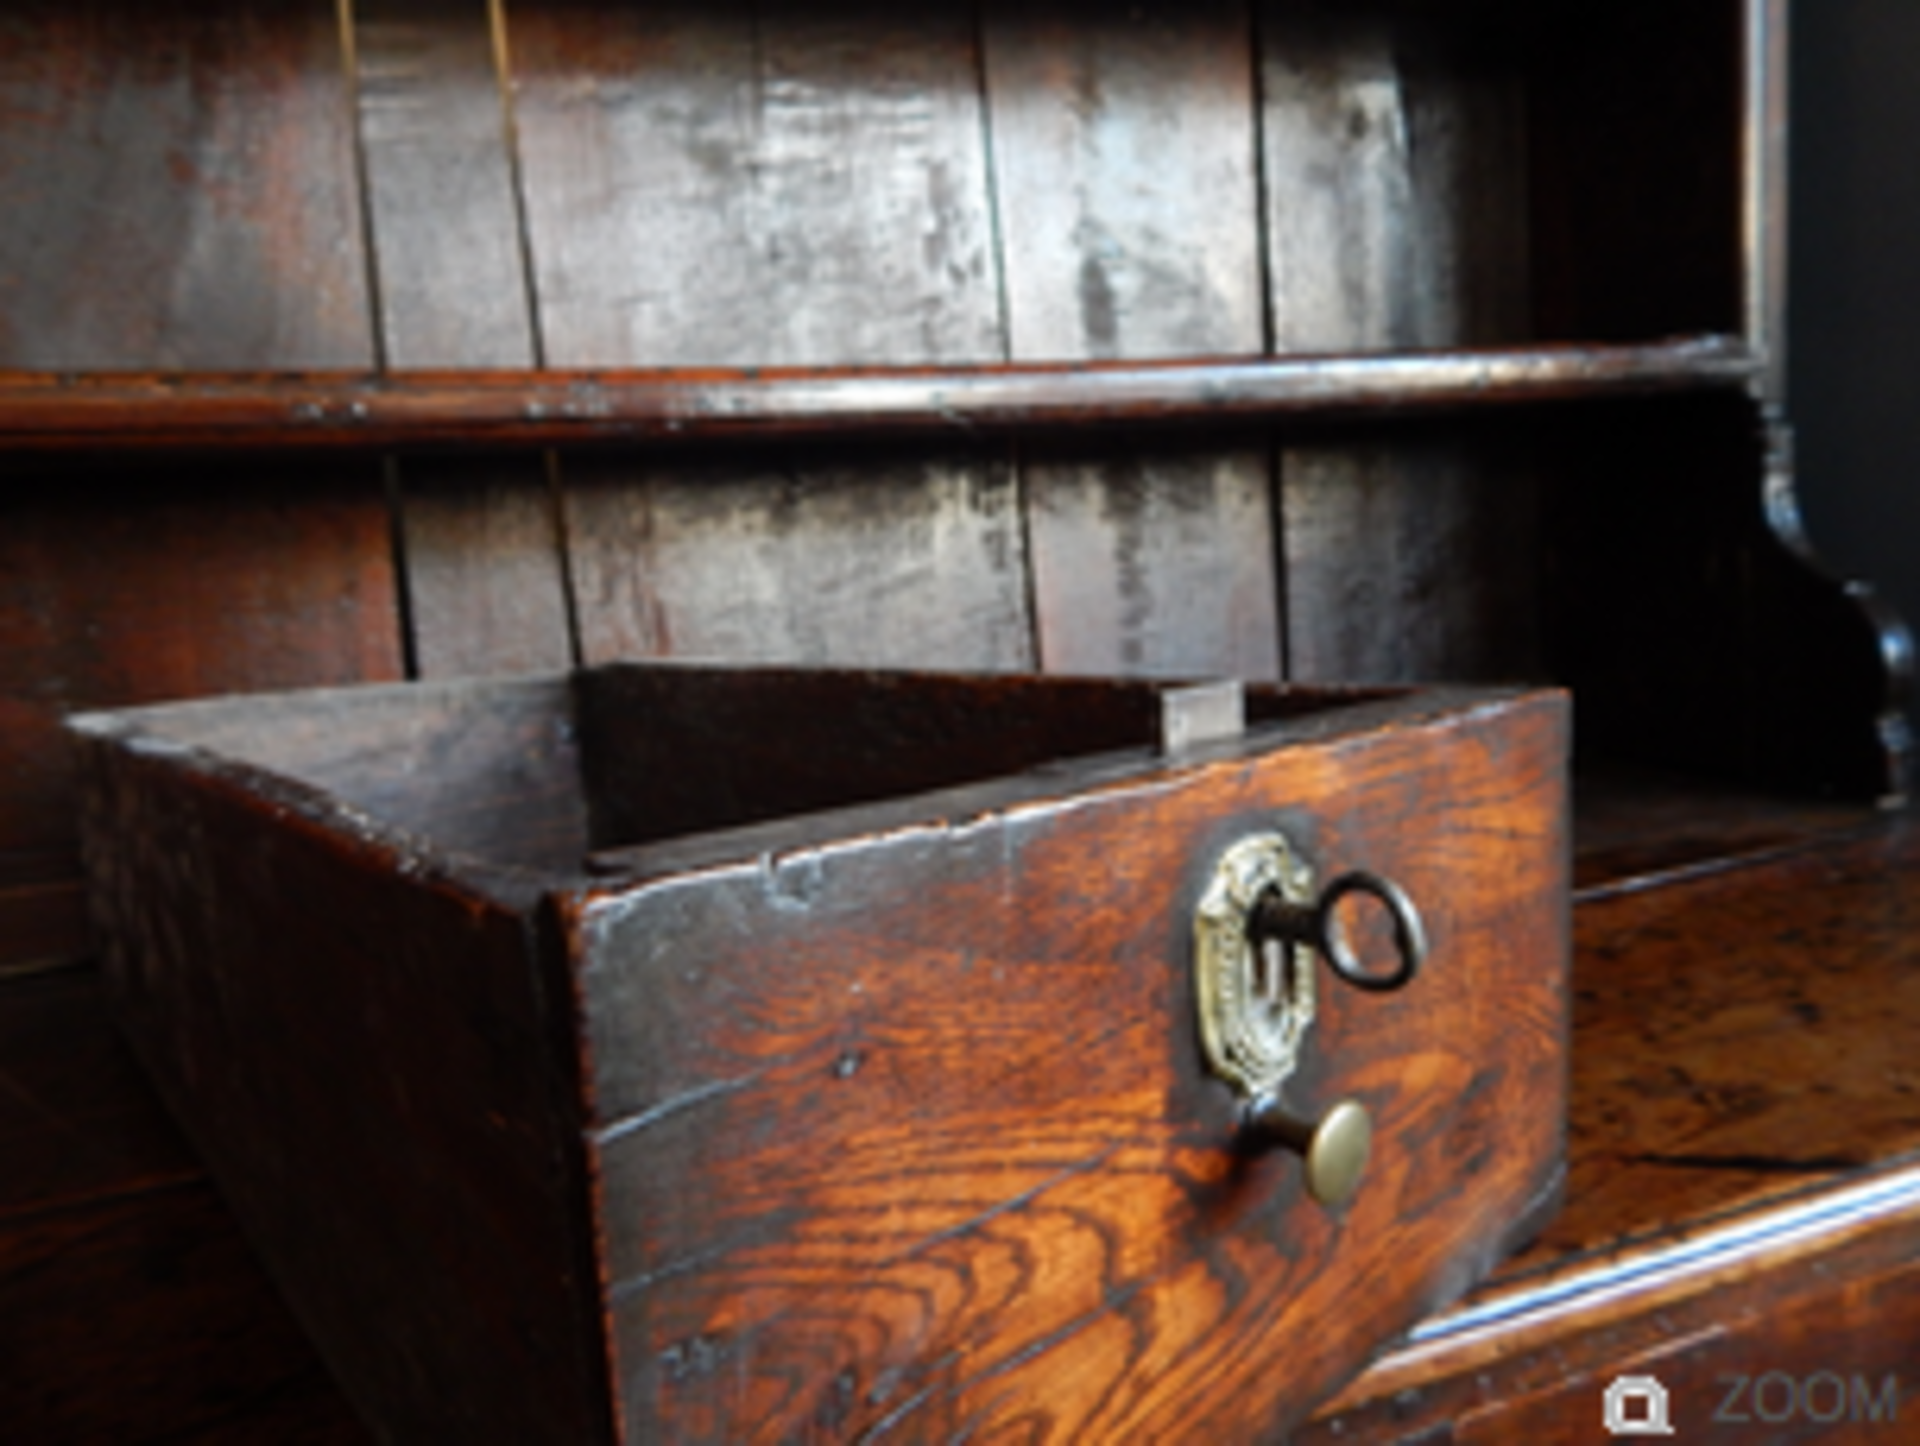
[1,1,1910,1439]
[69,673,1567,1442]
[1307,807,1920,1442]
[7,795,1915,1441]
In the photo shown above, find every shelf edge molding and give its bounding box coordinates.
[0,336,1757,454]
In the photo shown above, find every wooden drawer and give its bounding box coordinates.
[71,666,1568,1442]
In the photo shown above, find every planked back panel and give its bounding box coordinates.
[0,0,1751,972]
[0,0,401,975]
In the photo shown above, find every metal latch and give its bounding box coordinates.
[1193,831,1426,1210]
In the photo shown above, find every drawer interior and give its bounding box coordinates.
[91,669,1403,878]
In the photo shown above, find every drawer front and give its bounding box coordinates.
[569,688,1569,1442]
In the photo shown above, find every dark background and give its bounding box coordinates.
[1792,1,1920,732]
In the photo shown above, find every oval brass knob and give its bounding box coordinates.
[1247,1095,1373,1210]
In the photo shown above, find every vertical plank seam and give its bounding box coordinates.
[489,0,587,669]
[1008,437,1045,674]
[336,0,421,680]
[971,0,1017,367]
[543,449,587,669]
[1247,0,1292,678]
[487,0,551,371]
[382,455,422,679]
[973,1,1045,673]
[334,0,393,372]
[1247,0,1281,361]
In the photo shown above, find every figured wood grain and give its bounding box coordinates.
[507,1,1031,672]
[570,686,1569,1442]
[1306,818,1920,1442]
[983,0,1281,679]
[0,0,372,370]
[1307,1163,1920,1444]
[34,792,1920,1445]
[1536,822,1920,1254]
[1260,5,1540,682]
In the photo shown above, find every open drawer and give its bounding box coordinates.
[70,666,1568,1443]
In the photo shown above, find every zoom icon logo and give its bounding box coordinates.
[1604,1375,1676,1437]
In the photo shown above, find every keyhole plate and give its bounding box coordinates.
[1194,832,1317,1098]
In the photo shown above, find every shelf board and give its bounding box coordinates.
[0,335,1757,454]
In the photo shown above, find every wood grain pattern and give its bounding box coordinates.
[571,663,1177,852]
[396,452,577,677]
[570,684,1568,1441]
[0,963,366,1437]
[69,672,1566,1441]
[0,1,405,970]
[1308,1163,1920,1444]
[507,1,1031,672]
[0,466,404,969]
[33,779,1920,1445]
[1307,817,1920,1442]
[561,449,1032,670]
[350,0,576,678]
[1260,4,1539,683]
[509,2,1000,371]
[5,5,1908,1442]
[0,337,1758,453]
[1572,762,1877,897]
[137,674,591,874]
[1259,6,1418,355]
[0,0,372,370]
[1281,422,1543,683]
[75,713,609,1444]
[0,962,373,1443]
[983,0,1281,679]
[352,0,535,371]
[1541,820,1920,1254]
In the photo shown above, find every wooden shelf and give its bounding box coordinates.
[0,335,1756,454]
[1304,809,1920,1440]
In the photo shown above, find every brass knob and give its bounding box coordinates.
[1247,1095,1373,1210]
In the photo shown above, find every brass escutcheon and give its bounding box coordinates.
[1194,830,1428,1211]
[1193,832,1318,1100]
